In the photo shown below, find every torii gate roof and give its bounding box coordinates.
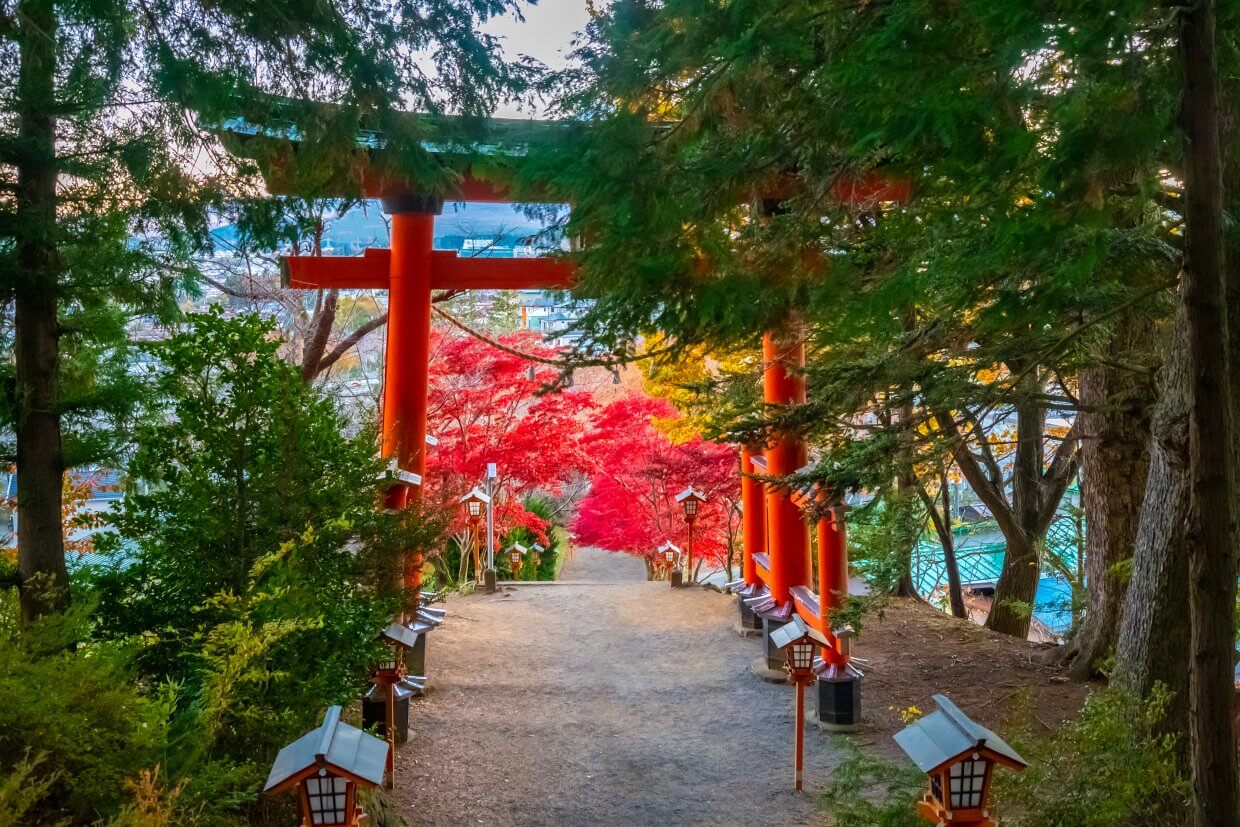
[216,107,571,203]
[215,106,909,207]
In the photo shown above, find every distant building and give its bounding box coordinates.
[517,291,589,348]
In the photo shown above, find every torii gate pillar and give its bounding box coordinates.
[762,323,811,603]
[381,199,438,517]
[381,199,442,602]
[758,321,812,671]
[737,445,767,634]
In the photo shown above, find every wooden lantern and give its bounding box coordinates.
[505,542,527,579]
[375,621,419,681]
[675,486,706,521]
[770,615,833,791]
[894,694,1027,827]
[674,487,706,581]
[264,706,388,826]
[458,486,490,520]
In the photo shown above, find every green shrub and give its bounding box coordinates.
[819,737,925,827]
[994,687,1190,826]
[501,493,563,580]
[81,311,440,824]
[0,592,168,824]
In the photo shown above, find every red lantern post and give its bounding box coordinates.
[770,616,832,791]
[458,487,490,584]
[675,487,706,583]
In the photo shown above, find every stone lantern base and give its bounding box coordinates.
[813,670,861,731]
[407,632,427,679]
[735,599,764,637]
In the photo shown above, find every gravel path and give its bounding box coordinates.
[392,547,837,826]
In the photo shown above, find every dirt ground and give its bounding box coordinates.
[391,548,1090,826]
[850,599,1092,757]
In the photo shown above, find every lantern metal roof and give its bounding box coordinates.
[264,706,388,793]
[532,543,546,553]
[743,593,793,621]
[381,458,422,486]
[414,608,444,627]
[657,541,682,554]
[504,542,528,554]
[768,615,832,651]
[458,487,491,505]
[380,621,420,649]
[364,681,417,703]
[726,579,765,598]
[675,487,707,503]
[406,619,435,636]
[893,694,1027,774]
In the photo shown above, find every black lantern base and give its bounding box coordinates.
[363,689,411,743]
[669,567,684,589]
[483,568,497,594]
[813,672,862,731]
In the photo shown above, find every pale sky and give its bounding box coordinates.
[483,0,593,117]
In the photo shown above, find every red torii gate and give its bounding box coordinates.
[222,114,902,729]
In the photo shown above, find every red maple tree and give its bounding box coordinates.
[572,393,740,578]
[423,328,596,546]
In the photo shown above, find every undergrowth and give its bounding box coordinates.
[820,687,1189,827]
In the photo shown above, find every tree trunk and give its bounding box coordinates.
[1067,316,1154,679]
[985,389,1043,638]
[918,475,966,618]
[14,0,68,623]
[892,460,923,598]
[889,391,923,598]
[1113,309,1191,712]
[301,289,339,381]
[938,479,966,619]
[1178,2,1237,821]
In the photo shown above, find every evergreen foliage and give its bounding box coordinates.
[91,311,426,684]
[1,0,535,619]
[5,311,442,825]
[529,0,1191,638]
[0,593,169,823]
